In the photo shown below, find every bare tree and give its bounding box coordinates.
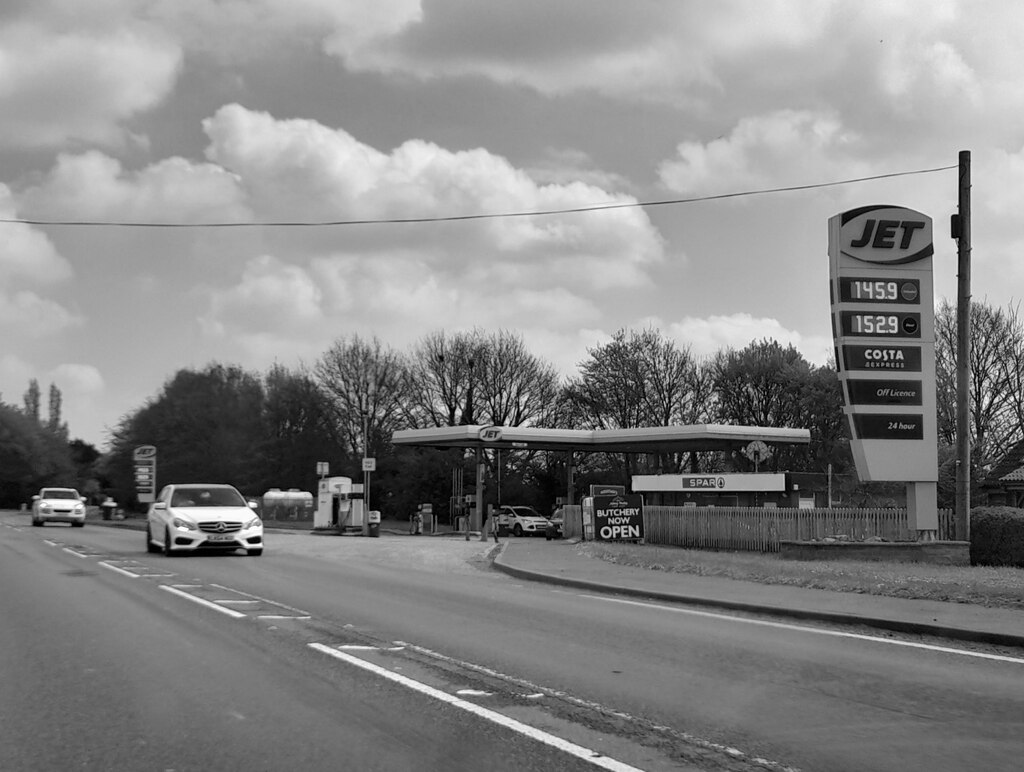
[935,299,1022,466]
[314,335,411,459]
[405,330,484,428]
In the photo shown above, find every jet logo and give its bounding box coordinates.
[840,206,932,264]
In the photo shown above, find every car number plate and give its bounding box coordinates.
[207,534,235,542]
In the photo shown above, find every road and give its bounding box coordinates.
[2,511,1022,771]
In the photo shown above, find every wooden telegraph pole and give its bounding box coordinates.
[954,150,972,540]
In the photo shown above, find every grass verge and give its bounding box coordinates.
[575,541,1024,611]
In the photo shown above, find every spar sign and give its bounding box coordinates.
[593,494,644,542]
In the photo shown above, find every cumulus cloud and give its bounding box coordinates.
[0,18,181,148]
[0,289,82,337]
[201,104,663,288]
[19,151,250,223]
[664,313,833,365]
[658,109,867,195]
[0,186,73,284]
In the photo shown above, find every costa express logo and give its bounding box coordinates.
[840,206,932,264]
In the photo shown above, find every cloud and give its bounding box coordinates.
[201,104,664,289]
[19,151,250,223]
[0,185,73,284]
[0,290,82,337]
[0,17,181,148]
[663,313,833,365]
[658,109,867,195]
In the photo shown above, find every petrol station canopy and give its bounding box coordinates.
[392,424,811,455]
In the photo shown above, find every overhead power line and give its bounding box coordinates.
[0,165,957,229]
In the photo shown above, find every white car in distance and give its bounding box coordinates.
[147,483,263,557]
[31,488,87,527]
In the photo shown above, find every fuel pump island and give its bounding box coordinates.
[829,205,939,539]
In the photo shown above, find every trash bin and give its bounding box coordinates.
[101,497,118,521]
[367,510,381,538]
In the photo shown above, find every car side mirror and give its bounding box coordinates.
[32,495,40,501]
[152,502,167,510]
[248,501,259,510]
[80,497,87,503]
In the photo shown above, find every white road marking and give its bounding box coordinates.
[309,643,646,772]
[63,547,89,558]
[396,640,796,770]
[160,585,246,618]
[209,583,311,616]
[99,561,139,578]
[580,593,1024,665]
[256,615,313,620]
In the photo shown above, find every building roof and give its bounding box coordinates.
[391,423,811,454]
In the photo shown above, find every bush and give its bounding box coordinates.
[970,506,1024,567]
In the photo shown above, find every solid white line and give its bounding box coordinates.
[581,594,1024,665]
[99,561,139,578]
[63,547,89,558]
[309,643,644,772]
[160,585,246,618]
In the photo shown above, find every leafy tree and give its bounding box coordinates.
[258,364,338,492]
[0,402,76,506]
[107,363,266,500]
[47,383,68,440]
[711,339,824,473]
[23,379,40,423]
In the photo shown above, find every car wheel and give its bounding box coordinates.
[146,526,160,554]
[513,523,523,537]
[73,522,84,528]
[32,518,42,527]
[248,548,263,557]
[163,527,175,557]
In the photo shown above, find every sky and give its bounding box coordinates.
[2,0,1023,449]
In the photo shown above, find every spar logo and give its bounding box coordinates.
[840,206,932,265]
[683,476,725,489]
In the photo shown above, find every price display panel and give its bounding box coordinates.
[839,277,920,304]
[840,311,921,338]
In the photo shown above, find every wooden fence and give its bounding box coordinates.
[561,504,956,552]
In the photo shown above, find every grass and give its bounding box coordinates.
[575,541,1024,611]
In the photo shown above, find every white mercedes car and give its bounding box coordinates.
[31,488,87,527]
[146,483,263,557]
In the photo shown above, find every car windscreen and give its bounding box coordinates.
[42,490,78,499]
[171,488,246,507]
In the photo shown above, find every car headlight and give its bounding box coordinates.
[245,516,262,529]
[74,504,85,514]
[40,503,52,513]
[172,517,198,531]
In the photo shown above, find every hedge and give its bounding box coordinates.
[970,506,1024,567]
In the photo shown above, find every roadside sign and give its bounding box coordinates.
[592,494,644,542]
[362,457,376,472]
[133,445,157,503]
[828,206,937,483]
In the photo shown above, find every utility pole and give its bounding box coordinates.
[954,150,972,541]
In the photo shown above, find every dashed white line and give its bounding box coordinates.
[160,585,246,618]
[309,642,645,772]
[99,561,139,578]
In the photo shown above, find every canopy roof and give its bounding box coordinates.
[392,424,810,455]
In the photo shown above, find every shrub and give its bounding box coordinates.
[970,506,1024,567]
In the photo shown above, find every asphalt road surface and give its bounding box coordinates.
[2,511,1022,772]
